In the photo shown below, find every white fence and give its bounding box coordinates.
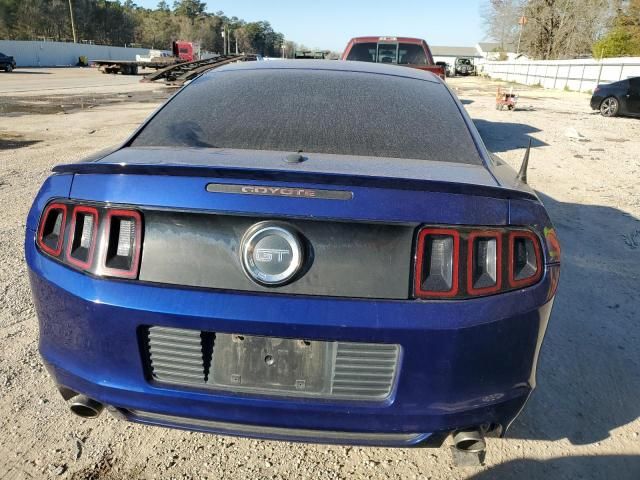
[0,40,153,67]
[481,57,640,93]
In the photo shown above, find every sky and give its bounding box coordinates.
[136,0,486,51]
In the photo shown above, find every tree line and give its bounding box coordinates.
[482,0,640,59]
[0,0,291,57]
[593,0,640,58]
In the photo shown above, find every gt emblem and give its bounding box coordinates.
[255,248,291,263]
[240,223,303,286]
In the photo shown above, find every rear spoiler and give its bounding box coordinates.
[53,162,538,202]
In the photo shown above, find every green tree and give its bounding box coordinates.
[593,1,640,57]
[593,27,640,57]
[172,0,205,25]
[0,0,292,54]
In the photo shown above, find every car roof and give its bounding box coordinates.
[208,59,441,83]
[348,36,426,45]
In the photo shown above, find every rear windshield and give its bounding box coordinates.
[399,44,428,65]
[346,42,428,65]
[132,69,481,164]
[345,43,376,62]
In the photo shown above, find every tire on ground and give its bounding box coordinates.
[600,96,619,117]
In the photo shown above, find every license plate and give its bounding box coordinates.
[209,333,334,396]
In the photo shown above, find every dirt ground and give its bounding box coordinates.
[0,69,638,480]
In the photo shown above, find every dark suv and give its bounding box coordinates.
[0,52,16,72]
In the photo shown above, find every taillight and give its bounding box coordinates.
[36,201,143,279]
[37,203,68,257]
[415,228,460,297]
[508,231,542,288]
[65,205,98,269]
[414,226,546,299]
[101,209,142,279]
[467,230,502,295]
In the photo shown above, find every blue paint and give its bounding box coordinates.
[26,168,558,444]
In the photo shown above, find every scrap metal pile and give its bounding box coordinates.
[142,54,259,85]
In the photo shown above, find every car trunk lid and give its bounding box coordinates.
[55,147,534,201]
[58,147,524,300]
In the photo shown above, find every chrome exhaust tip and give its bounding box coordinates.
[69,395,104,419]
[452,429,486,453]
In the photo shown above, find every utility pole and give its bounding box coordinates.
[516,15,527,56]
[68,0,77,43]
[235,34,238,55]
[222,26,226,55]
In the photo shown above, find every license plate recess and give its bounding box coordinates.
[210,333,334,396]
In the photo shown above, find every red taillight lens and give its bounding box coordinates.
[65,205,98,269]
[37,201,143,279]
[415,228,460,298]
[415,226,545,299]
[37,203,68,257]
[101,209,142,279]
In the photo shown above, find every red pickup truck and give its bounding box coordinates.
[341,36,445,79]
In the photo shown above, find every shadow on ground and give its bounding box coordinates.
[470,455,640,480]
[505,192,640,447]
[473,118,547,152]
[456,114,638,477]
[6,70,52,75]
[0,138,41,150]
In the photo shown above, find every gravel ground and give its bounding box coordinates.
[0,70,638,479]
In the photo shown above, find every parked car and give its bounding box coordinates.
[435,61,450,77]
[591,77,640,117]
[454,57,476,76]
[27,60,560,455]
[0,51,16,72]
[342,36,445,79]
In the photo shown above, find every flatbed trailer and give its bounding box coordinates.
[93,58,179,75]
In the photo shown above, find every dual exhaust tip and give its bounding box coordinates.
[452,428,487,453]
[68,394,104,419]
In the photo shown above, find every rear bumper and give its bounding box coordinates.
[590,95,604,110]
[27,229,556,446]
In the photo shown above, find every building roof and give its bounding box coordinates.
[431,46,481,57]
[477,42,516,53]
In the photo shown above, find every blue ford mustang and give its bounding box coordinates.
[26,60,560,450]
